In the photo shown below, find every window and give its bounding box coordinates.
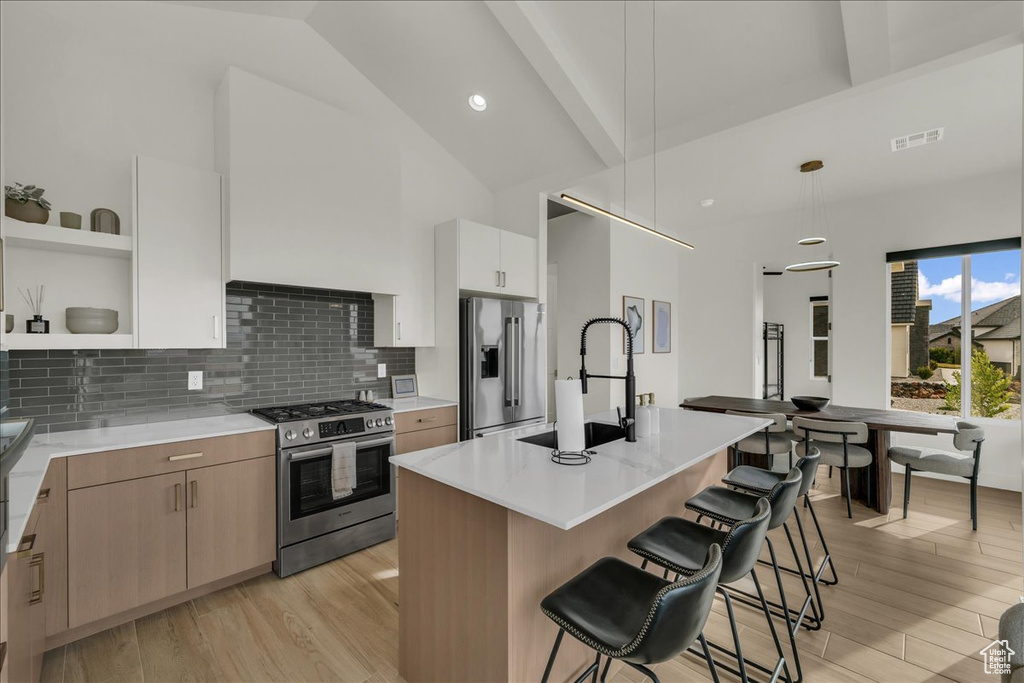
[810,299,829,380]
[888,240,1021,420]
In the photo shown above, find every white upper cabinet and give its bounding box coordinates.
[134,156,225,349]
[215,67,401,293]
[457,220,502,294]
[456,220,538,299]
[498,230,538,298]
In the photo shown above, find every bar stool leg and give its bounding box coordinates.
[804,493,839,586]
[698,632,721,683]
[766,537,805,683]
[783,522,822,629]
[541,629,565,683]
[751,568,794,683]
[720,588,749,683]
[792,509,826,621]
[599,656,612,683]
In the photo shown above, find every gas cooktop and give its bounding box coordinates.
[251,399,390,424]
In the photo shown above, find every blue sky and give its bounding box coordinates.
[918,251,1021,324]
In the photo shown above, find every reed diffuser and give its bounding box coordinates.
[20,286,49,333]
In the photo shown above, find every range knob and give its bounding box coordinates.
[284,430,297,441]
[375,418,384,427]
[384,416,393,426]
[303,427,314,439]
[366,418,374,428]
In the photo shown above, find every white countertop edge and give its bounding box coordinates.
[379,396,458,414]
[392,411,771,531]
[6,414,276,552]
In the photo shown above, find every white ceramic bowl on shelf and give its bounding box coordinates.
[65,307,119,334]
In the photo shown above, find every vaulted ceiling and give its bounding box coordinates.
[160,0,1023,206]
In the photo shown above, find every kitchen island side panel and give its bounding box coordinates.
[397,451,727,682]
[398,470,510,683]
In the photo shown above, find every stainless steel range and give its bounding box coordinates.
[251,400,396,577]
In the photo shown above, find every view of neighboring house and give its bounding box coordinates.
[929,294,1022,377]
[891,260,932,377]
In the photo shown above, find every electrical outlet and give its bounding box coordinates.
[188,371,203,391]
[377,363,387,379]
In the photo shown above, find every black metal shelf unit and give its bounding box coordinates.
[763,322,784,400]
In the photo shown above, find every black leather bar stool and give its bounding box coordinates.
[684,468,814,683]
[726,410,797,469]
[628,498,792,683]
[723,450,834,621]
[540,546,723,683]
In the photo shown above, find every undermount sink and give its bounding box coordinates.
[517,422,626,450]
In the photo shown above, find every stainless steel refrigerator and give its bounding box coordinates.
[460,297,546,440]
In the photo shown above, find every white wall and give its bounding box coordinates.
[547,210,681,416]
[678,169,1023,490]
[547,213,612,415]
[0,0,493,292]
[762,270,832,398]
[608,221,681,410]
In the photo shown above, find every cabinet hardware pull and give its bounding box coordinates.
[501,271,507,287]
[168,452,203,462]
[15,534,36,558]
[29,553,44,604]
[496,270,501,287]
[190,480,198,508]
[36,488,50,503]
[175,483,183,512]
[397,321,402,341]
[213,315,220,340]
[417,416,438,423]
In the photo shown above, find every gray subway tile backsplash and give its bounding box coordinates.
[4,282,415,433]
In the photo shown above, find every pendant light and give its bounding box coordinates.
[786,159,839,272]
[561,1,694,250]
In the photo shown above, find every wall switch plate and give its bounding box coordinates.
[377,363,387,378]
[188,371,203,391]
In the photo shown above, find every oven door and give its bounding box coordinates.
[279,433,396,547]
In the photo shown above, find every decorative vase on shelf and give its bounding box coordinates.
[5,197,49,224]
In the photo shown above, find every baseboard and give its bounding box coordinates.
[45,564,271,651]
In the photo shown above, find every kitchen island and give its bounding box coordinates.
[390,406,770,683]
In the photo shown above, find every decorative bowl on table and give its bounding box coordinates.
[65,307,118,334]
[791,396,830,412]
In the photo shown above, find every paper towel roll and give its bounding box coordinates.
[555,379,586,452]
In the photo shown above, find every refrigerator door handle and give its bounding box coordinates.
[514,317,522,406]
[504,317,515,407]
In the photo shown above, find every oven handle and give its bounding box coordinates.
[287,436,395,462]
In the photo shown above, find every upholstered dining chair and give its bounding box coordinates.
[792,417,871,518]
[887,421,985,530]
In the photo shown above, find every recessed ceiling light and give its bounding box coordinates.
[468,94,487,112]
[699,198,715,208]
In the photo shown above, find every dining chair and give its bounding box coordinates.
[887,421,985,530]
[726,410,798,470]
[792,417,871,519]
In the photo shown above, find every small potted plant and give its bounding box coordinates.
[5,183,52,224]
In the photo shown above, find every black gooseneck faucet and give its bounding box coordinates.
[579,317,637,442]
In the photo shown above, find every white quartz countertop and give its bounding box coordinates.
[6,414,275,553]
[390,407,770,530]
[378,396,458,413]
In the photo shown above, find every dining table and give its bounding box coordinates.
[681,395,960,514]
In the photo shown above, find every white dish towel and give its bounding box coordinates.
[331,442,357,500]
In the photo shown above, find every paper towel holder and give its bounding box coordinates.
[551,448,595,466]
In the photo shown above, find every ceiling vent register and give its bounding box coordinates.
[891,127,944,152]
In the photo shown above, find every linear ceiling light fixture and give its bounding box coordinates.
[786,159,839,272]
[559,193,695,249]
[559,1,694,251]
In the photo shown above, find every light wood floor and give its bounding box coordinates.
[40,469,1022,683]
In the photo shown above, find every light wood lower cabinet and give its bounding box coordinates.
[1,516,46,683]
[186,456,275,587]
[68,472,188,628]
[396,425,458,454]
[66,449,276,633]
